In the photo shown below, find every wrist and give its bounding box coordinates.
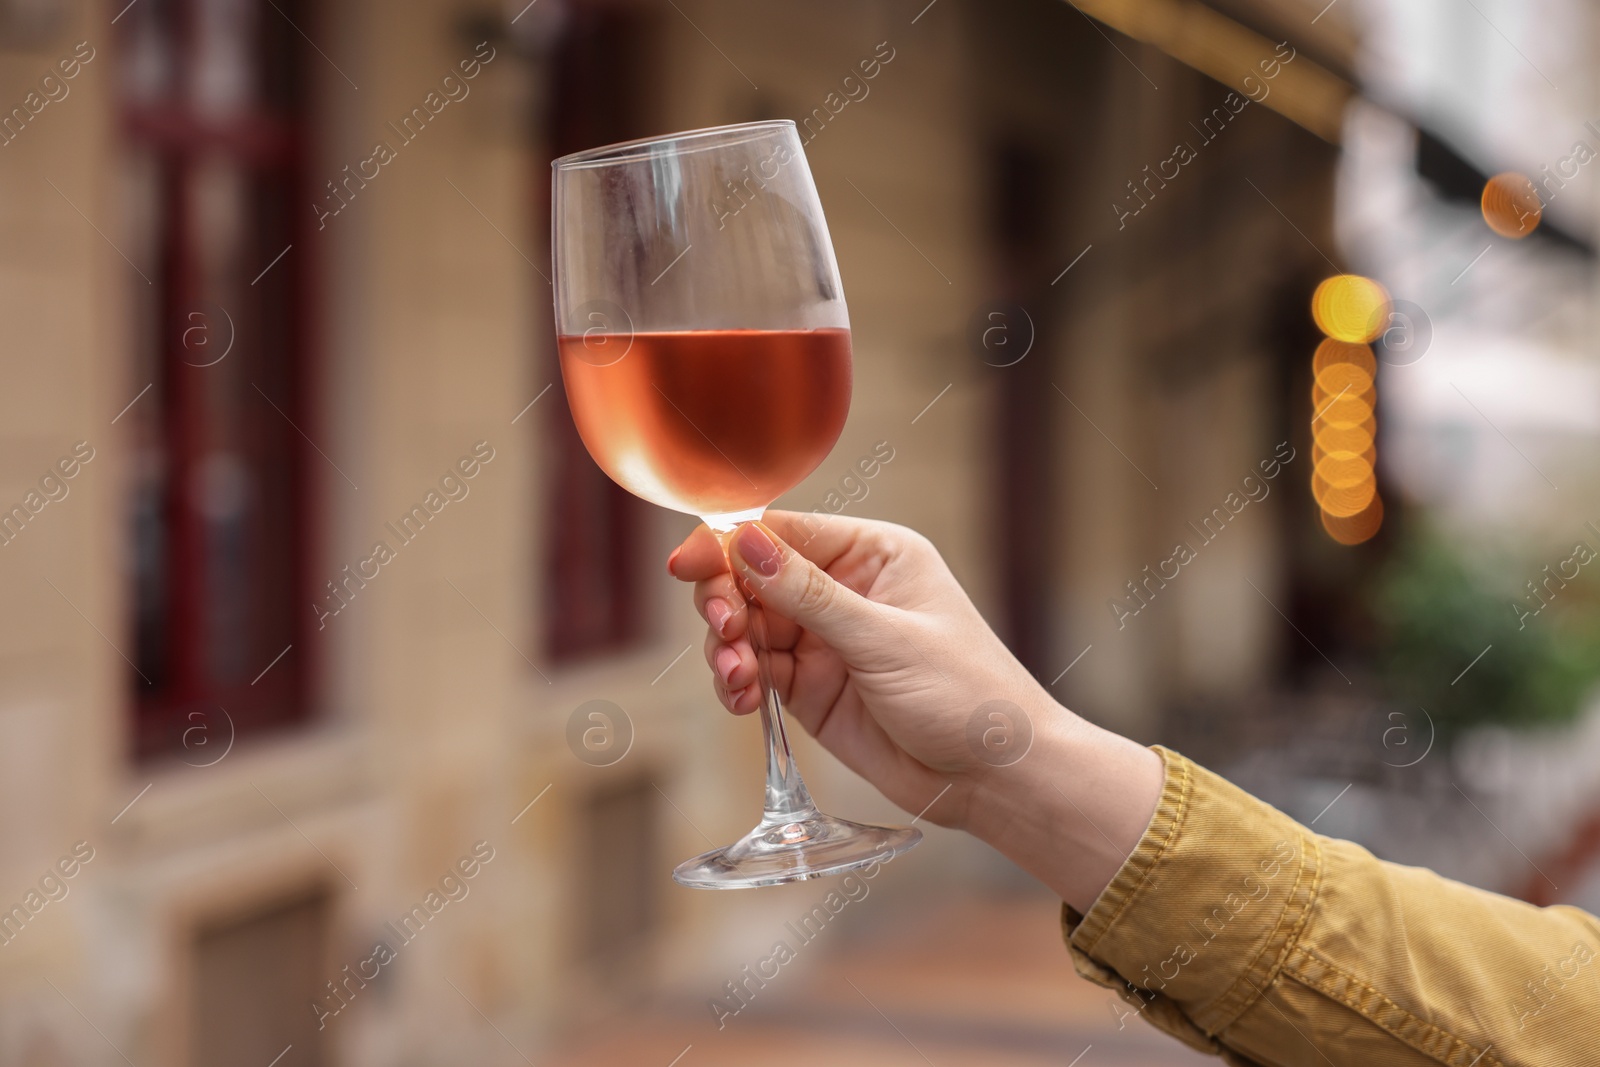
[962,696,1166,913]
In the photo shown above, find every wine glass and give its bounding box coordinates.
[551,120,922,888]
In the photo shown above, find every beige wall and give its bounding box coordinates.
[0,4,133,1063]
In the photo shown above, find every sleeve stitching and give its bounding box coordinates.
[1204,829,1324,1033]
[1287,944,1502,1067]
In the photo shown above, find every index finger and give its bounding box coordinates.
[668,523,727,582]
[669,509,885,582]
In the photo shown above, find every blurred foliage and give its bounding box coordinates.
[1370,524,1600,742]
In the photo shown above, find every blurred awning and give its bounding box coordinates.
[1416,128,1597,256]
[1067,0,1599,257]
[1065,0,1357,143]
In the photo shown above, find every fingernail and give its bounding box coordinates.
[734,523,780,579]
[706,597,732,636]
[667,546,682,576]
[714,646,741,685]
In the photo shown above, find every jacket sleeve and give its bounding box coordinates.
[1061,746,1600,1067]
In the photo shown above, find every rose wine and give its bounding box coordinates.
[558,328,852,517]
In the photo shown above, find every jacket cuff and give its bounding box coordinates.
[1061,746,1321,1038]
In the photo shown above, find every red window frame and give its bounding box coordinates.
[541,6,655,662]
[989,138,1059,679]
[119,0,318,759]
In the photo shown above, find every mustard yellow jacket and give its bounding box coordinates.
[1062,747,1599,1066]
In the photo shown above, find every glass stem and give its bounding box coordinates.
[712,525,817,830]
[742,579,818,825]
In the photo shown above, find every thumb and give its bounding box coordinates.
[727,521,878,650]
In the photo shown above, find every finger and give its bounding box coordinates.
[673,510,891,580]
[712,674,744,714]
[693,576,748,640]
[713,674,760,716]
[729,681,763,715]
[727,521,881,651]
[704,574,802,651]
[668,523,727,582]
[703,630,757,692]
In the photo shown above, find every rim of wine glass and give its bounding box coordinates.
[552,119,797,171]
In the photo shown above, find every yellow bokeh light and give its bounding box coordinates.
[1482,172,1542,239]
[1311,275,1390,343]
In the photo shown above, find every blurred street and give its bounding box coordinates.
[548,892,1214,1067]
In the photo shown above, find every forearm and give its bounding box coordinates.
[962,698,1166,914]
[1006,741,1600,1066]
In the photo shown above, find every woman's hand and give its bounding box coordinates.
[668,511,1164,911]
[669,511,1052,830]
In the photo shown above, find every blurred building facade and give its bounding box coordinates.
[0,0,1362,1063]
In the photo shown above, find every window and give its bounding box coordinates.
[192,890,333,1066]
[541,7,657,661]
[120,0,314,758]
[989,138,1059,679]
[580,777,660,965]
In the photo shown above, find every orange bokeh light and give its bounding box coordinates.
[1482,172,1542,239]
[1312,472,1377,517]
[1313,421,1374,453]
[1309,290,1384,544]
[1311,275,1390,343]
[1313,339,1376,377]
[1314,362,1375,398]
[1314,393,1375,429]
[1321,494,1384,545]
[1315,450,1373,489]
[1313,382,1376,413]
[1314,443,1377,471]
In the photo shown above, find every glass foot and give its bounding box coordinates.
[672,810,922,889]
